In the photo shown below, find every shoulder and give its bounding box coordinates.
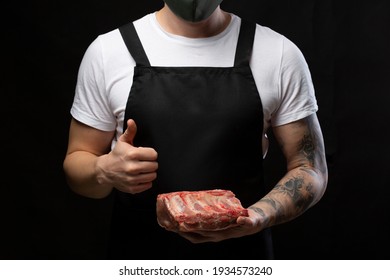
[253,22,292,58]
[88,13,155,60]
[94,28,126,57]
[250,21,310,74]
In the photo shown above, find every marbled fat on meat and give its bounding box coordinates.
[156,189,249,232]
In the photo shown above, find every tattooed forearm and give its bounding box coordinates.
[259,197,288,225]
[254,115,328,229]
[274,176,315,212]
[259,176,316,226]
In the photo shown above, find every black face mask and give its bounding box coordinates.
[164,0,224,22]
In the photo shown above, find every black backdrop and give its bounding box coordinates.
[2,0,389,259]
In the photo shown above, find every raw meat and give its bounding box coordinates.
[156,189,249,232]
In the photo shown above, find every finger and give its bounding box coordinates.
[178,232,211,244]
[127,172,157,185]
[127,161,158,174]
[119,119,137,145]
[135,147,158,161]
[120,182,153,194]
[236,216,254,227]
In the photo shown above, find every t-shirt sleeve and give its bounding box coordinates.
[271,36,318,127]
[70,36,117,131]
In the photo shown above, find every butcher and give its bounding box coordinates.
[63,0,328,259]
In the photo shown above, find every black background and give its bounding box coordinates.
[2,0,390,259]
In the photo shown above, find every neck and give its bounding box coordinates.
[156,5,231,38]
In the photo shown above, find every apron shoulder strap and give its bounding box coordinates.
[119,22,151,67]
[119,19,255,67]
[234,19,256,67]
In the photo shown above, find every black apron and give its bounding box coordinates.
[108,19,274,260]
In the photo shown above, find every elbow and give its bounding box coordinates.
[66,178,113,199]
[311,166,328,206]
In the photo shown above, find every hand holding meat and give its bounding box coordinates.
[96,119,158,194]
[177,207,263,243]
[156,189,263,243]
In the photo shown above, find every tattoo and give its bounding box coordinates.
[299,166,317,176]
[299,116,318,166]
[263,115,327,226]
[261,177,316,225]
[249,206,271,226]
[261,197,278,210]
[275,177,315,211]
[250,206,266,217]
[299,134,316,165]
[260,197,287,225]
[301,116,328,175]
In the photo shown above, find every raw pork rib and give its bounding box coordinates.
[156,189,249,232]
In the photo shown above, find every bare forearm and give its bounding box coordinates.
[63,152,113,199]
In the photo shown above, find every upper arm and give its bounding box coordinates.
[65,118,115,157]
[272,113,327,177]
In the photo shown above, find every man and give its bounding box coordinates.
[63,0,328,259]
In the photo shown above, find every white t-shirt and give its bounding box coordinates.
[71,13,318,149]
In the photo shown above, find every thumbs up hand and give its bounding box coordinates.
[97,119,158,194]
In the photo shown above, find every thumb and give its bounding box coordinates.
[236,215,254,228]
[119,119,137,145]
